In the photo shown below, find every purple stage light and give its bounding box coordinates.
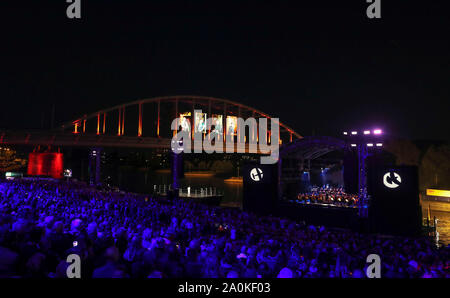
[373,129,382,135]
[364,130,371,135]
[367,143,374,147]
[376,143,383,147]
[351,131,357,135]
[351,144,357,147]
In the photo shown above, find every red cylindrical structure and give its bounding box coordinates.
[27,152,64,179]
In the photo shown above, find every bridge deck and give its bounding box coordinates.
[0,130,172,149]
[0,130,272,154]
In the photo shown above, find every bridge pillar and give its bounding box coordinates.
[277,156,283,200]
[357,144,369,218]
[88,147,102,185]
[170,150,184,190]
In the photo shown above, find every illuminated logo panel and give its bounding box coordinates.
[383,171,402,189]
[250,168,264,182]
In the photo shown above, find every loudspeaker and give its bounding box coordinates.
[367,165,422,236]
[343,150,358,194]
[242,162,279,215]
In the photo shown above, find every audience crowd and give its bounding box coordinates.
[0,179,448,278]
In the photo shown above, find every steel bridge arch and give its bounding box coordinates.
[61,95,302,142]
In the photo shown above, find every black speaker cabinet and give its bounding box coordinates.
[343,150,358,194]
[367,165,422,236]
[242,162,279,215]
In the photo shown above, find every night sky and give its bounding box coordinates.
[1,1,449,140]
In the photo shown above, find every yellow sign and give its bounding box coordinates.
[426,189,450,198]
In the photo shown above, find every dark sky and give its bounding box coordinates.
[1,1,449,140]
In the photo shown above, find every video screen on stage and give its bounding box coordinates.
[179,112,191,133]
[226,116,237,136]
[212,114,223,135]
[194,111,207,133]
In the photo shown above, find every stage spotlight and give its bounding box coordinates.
[351,131,357,135]
[364,130,371,135]
[351,144,357,147]
[376,143,383,147]
[343,131,348,135]
[373,129,382,135]
[367,143,374,147]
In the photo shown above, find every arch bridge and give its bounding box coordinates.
[0,96,302,150]
[63,95,302,147]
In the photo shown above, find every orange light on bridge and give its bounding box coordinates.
[138,103,143,137]
[121,107,125,136]
[157,99,161,137]
[103,113,106,134]
[73,122,79,134]
[97,114,100,135]
[118,108,122,136]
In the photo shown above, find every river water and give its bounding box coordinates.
[115,170,243,208]
[421,200,450,246]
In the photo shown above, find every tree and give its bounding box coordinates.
[384,139,421,166]
[0,147,27,172]
[419,145,450,191]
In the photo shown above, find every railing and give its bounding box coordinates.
[153,184,223,198]
[0,130,172,149]
[423,196,450,203]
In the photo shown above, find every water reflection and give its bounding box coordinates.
[421,201,450,245]
[116,170,243,208]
